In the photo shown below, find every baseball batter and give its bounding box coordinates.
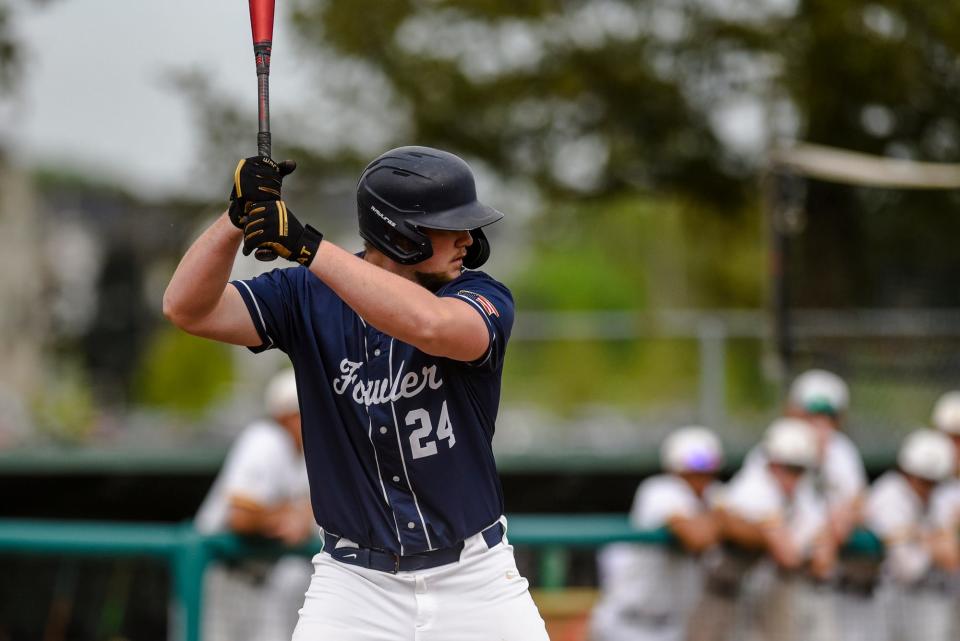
[590,426,724,641]
[864,429,958,641]
[195,368,314,641]
[164,147,549,640]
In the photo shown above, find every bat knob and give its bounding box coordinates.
[254,248,279,262]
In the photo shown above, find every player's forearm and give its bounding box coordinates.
[669,513,720,553]
[309,241,458,347]
[163,213,242,328]
[719,510,768,550]
[227,501,289,537]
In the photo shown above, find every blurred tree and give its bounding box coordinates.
[0,2,17,94]
[777,1,960,308]
[135,326,234,418]
[285,0,773,209]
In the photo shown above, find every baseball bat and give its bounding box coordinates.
[249,0,279,262]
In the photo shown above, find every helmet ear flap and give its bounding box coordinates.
[463,228,491,269]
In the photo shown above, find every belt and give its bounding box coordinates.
[324,521,505,574]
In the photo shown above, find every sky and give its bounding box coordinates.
[4,0,309,200]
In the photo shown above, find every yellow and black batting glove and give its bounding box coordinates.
[241,200,323,267]
[228,156,297,229]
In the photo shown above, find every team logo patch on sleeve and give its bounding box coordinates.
[458,290,500,317]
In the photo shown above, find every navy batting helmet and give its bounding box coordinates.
[357,146,503,268]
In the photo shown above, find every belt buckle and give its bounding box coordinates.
[392,553,400,574]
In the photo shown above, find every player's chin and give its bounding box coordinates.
[414,269,460,291]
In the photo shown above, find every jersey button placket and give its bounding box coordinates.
[364,328,427,552]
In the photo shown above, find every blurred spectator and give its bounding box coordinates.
[929,393,960,641]
[865,429,958,641]
[195,369,314,641]
[590,426,724,641]
[690,417,837,641]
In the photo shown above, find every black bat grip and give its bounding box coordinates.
[253,42,278,262]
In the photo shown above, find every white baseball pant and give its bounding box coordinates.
[292,525,549,641]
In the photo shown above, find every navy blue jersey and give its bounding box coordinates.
[232,265,514,555]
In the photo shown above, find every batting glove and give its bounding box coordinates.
[228,156,297,229]
[241,200,323,266]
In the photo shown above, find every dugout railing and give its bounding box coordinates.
[0,515,883,641]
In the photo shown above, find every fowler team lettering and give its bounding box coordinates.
[333,358,444,406]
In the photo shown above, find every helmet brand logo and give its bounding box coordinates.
[370,205,396,228]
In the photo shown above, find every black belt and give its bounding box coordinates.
[324,521,505,574]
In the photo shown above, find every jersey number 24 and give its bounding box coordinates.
[406,401,456,459]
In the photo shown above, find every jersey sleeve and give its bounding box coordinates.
[230,267,303,354]
[864,476,915,542]
[630,475,701,529]
[441,272,515,369]
[930,482,960,531]
[219,425,288,507]
[719,467,783,524]
[823,433,867,504]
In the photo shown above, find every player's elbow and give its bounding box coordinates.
[162,288,204,333]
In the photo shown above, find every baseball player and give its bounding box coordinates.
[744,370,867,541]
[740,370,868,640]
[864,429,959,641]
[929,392,960,532]
[164,147,549,640]
[195,368,314,641]
[692,417,836,641]
[590,426,724,641]
[924,392,960,641]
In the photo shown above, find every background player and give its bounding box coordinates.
[742,370,867,542]
[194,368,314,641]
[785,370,866,543]
[864,429,958,641]
[163,147,549,641]
[693,417,836,641]
[590,426,724,641]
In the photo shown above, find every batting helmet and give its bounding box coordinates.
[788,369,849,416]
[265,369,299,418]
[898,429,955,482]
[357,146,503,268]
[763,417,818,469]
[932,391,960,435]
[660,426,724,474]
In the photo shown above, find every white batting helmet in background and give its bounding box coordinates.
[788,369,849,415]
[660,426,724,474]
[763,417,818,468]
[898,429,956,482]
[931,391,960,435]
[265,369,300,417]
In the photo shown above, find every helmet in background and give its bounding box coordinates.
[265,369,299,417]
[763,417,818,469]
[931,391,960,435]
[898,429,955,482]
[660,426,724,474]
[788,369,849,416]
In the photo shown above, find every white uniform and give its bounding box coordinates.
[742,431,866,509]
[590,474,716,641]
[930,480,960,534]
[864,471,953,641]
[706,463,836,641]
[196,419,313,641]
